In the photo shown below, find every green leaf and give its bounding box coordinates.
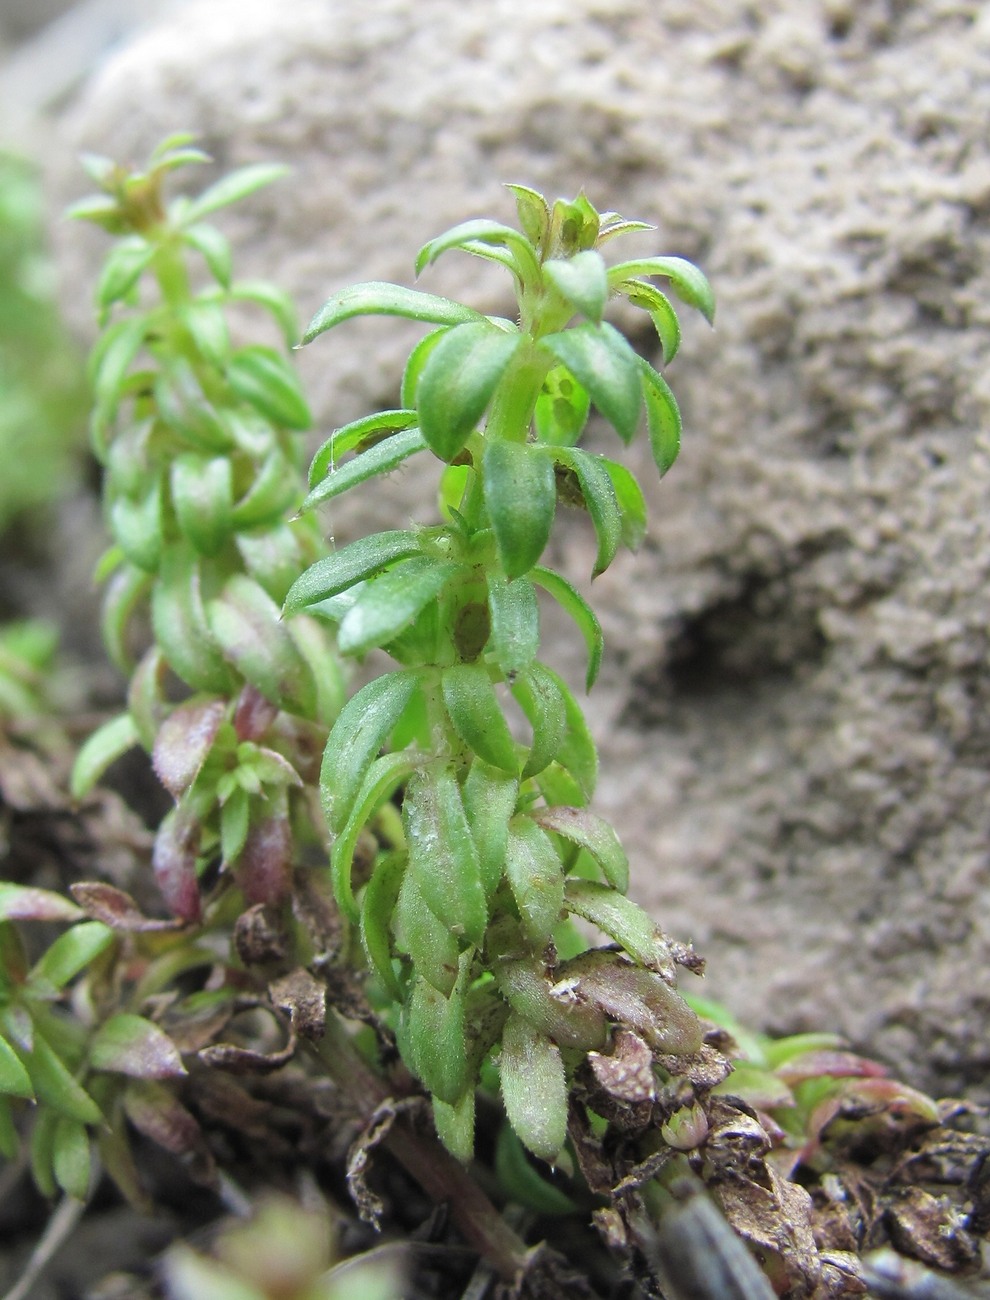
[462,761,519,898]
[154,360,233,453]
[235,524,304,604]
[506,184,550,250]
[361,851,406,1000]
[540,322,642,444]
[546,663,598,798]
[531,568,603,691]
[550,447,622,578]
[495,1125,575,1215]
[230,447,300,529]
[90,1013,186,1079]
[533,806,628,892]
[641,359,682,477]
[29,922,113,991]
[416,219,542,290]
[418,323,520,462]
[615,278,681,362]
[393,868,460,995]
[504,818,565,947]
[309,410,420,487]
[171,454,233,555]
[337,557,460,658]
[405,766,487,946]
[550,194,601,255]
[283,531,422,615]
[599,457,646,551]
[320,670,420,834]
[302,283,486,343]
[179,299,230,367]
[303,426,427,511]
[606,255,715,324]
[511,663,567,779]
[441,664,518,774]
[403,956,471,1104]
[207,575,315,713]
[543,250,608,324]
[533,365,590,447]
[0,1098,17,1159]
[71,712,140,800]
[89,316,146,457]
[109,477,163,573]
[180,163,288,223]
[487,575,539,676]
[30,1106,57,1197]
[401,328,448,408]
[500,1012,567,1162]
[433,1090,475,1164]
[0,1035,33,1099]
[21,1029,102,1124]
[483,440,556,579]
[331,752,417,922]
[226,280,298,348]
[227,345,310,429]
[182,223,232,287]
[95,237,155,316]
[564,879,675,975]
[52,1118,92,1200]
[220,787,250,865]
[152,545,236,694]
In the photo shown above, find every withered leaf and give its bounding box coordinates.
[268,968,327,1040]
[70,881,180,931]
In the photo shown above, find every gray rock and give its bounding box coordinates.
[50,0,990,1097]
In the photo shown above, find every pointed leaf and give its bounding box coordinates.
[283,531,422,615]
[401,328,448,408]
[551,447,622,577]
[0,1036,34,1099]
[152,545,236,694]
[418,322,520,461]
[70,883,178,933]
[109,477,163,572]
[606,255,715,324]
[463,761,519,897]
[230,447,299,529]
[404,956,471,1104]
[505,818,565,947]
[0,884,83,924]
[540,322,642,444]
[227,279,298,347]
[303,283,485,343]
[405,766,487,945]
[615,279,681,362]
[433,1089,475,1164]
[530,568,602,692]
[487,575,539,676]
[543,250,608,323]
[331,751,416,921]
[393,868,460,995]
[207,575,315,713]
[599,457,646,551]
[337,557,461,658]
[30,922,113,991]
[506,183,550,249]
[304,426,426,510]
[91,1013,186,1079]
[180,300,230,367]
[564,879,675,976]
[441,664,518,773]
[52,1117,91,1200]
[71,712,141,800]
[95,237,155,315]
[171,455,233,556]
[152,698,226,799]
[320,670,420,834]
[152,808,202,923]
[641,360,683,477]
[511,663,567,779]
[21,1030,102,1124]
[500,1012,567,1162]
[533,806,628,892]
[181,163,288,223]
[416,219,541,289]
[227,345,310,429]
[182,222,232,286]
[361,851,406,1000]
[309,409,419,485]
[483,440,556,579]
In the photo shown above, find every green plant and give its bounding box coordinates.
[286,186,715,1163]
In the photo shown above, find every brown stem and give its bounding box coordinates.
[311,1015,529,1282]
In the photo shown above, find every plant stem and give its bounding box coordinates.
[311,1015,529,1281]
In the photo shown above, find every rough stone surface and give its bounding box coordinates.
[49,0,990,1097]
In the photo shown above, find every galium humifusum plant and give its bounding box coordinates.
[69,135,344,920]
[285,186,717,1162]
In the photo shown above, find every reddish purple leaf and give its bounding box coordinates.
[70,882,180,932]
[0,884,83,923]
[152,698,226,799]
[91,1014,187,1079]
[233,683,278,742]
[775,1050,888,1086]
[236,816,292,907]
[152,809,202,922]
[122,1079,216,1186]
